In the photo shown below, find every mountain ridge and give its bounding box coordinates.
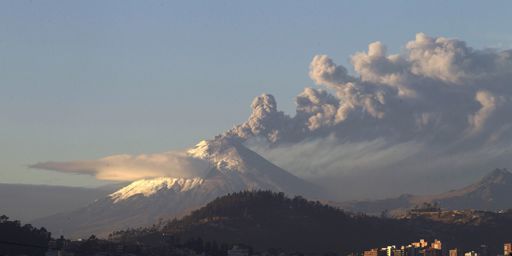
[335,168,512,215]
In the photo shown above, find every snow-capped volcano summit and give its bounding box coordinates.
[187,138,247,172]
[34,137,325,238]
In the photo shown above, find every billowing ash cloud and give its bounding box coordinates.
[30,151,210,181]
[227,33,512,146]
[224,33,512,198]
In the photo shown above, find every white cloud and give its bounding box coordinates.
[30,151,210,181]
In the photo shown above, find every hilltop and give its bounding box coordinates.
[110,191,512,255]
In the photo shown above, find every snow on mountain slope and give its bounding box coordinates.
[110,177,204,203]
[34,137,326,238]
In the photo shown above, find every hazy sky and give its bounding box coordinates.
[1,1,512,187]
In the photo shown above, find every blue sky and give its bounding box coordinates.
[1,0,511,186]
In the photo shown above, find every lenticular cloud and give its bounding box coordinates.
[30,151,210,181]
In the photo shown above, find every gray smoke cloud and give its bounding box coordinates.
[227,33,512,145]
[246,137,512,200]
[225,33,512,199]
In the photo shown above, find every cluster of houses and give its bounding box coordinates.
[360,240,512,256]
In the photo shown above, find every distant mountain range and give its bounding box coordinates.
[33,137,325,238]
[0,183,123,222]
[112,190,512,255]
[335,168,512,215]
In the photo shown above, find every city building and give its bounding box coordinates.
[423,247,442,256]
[464,251,478,256]
[450,248,459,256]
[505,243,512,256]
[406,245,418,256]
[431,240,442,250]
[364,248,379,256]
[387,245,396,256]
[412,239,429,248]
[393,248,405,256]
